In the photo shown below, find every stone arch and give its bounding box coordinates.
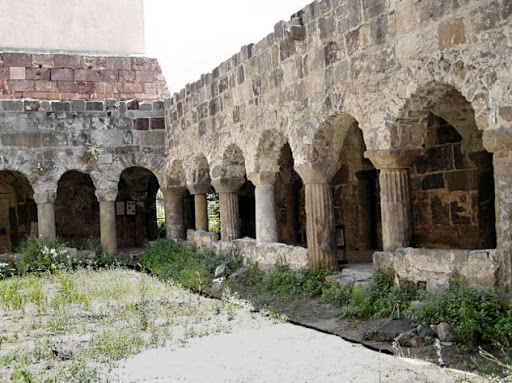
[55,170,99,248]
[0,170,36,252]
[301,113,361,180]
[393,83,496,249]
[117,166,161,248]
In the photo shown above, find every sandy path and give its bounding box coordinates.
[111,320,485,383]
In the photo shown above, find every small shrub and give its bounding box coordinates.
[139,240,242,291]
[17,237,70,272]
[412,279,512,347]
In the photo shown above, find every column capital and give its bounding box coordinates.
[247,171,277,186]
[34,191,56,204]
[294,162,333,184]
[95,188,118,202]
[162,186,187,197]
[483,127,512,153]
[364,148,424,169]
[187,183,211,195]
[211,177,245,193]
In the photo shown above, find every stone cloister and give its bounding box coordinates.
[1,0,511,291]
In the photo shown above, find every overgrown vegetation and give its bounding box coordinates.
[231,262,512,349]
[139,239,242,292]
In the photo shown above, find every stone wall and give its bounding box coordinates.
[189,230,308,270]
[0,97,166,204]
[411,113,495,249]
[0,53,168,101]
[374,248,498,292]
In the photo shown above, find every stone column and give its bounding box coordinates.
[212,178,244,241]
[188,184,210,232]
[365,149,423,251]
[484,128,512,291]
[95,189,118,255]
[296,164,338,270]
[249,173,278,244]
[34,191,56,243]
[162,187,186,240]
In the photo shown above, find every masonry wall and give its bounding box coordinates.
[0,53,168,101]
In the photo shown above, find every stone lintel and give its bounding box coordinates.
[247,171,277,186]
[364,148,424,169]
[482,127,512,153]
[211,177,245,193]
[187,183,211,195]
[95,188,118,202]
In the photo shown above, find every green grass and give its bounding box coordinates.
[0,267,252,382]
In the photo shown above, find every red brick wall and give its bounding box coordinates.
[0,53,169,101]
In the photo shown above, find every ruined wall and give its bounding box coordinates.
[166,0,511,180]
[0,97,166,207]
[0,53,168,101]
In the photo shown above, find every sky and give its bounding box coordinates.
[144,0,310,94]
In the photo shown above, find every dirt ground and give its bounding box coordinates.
[111,310,485,383]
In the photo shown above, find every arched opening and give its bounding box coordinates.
[239,179,255,238]
[398,85,496,249]
[55,170,99,248]
[332,123,382,262]
[117,167,160,248]
[0,171,35,252]
[275,143,304,246]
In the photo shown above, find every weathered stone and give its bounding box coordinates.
[435,322,453,342]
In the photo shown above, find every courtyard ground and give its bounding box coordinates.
[0,268,487,382]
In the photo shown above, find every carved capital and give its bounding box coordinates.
[95,188,118,202]
[34,192,56,204]
[187,183,211,195]
[211,177,245,193]
[247,171,277,186]
[162,186,187,197]
[364,148,424,169]
[294,162,333,184]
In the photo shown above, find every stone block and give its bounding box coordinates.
[431,197,450,226]
[86,102,104,111]
[139,102,152,111]
[1,100,23,111]
[123,82,143,93]
[150,118,165,130]
[127,100,139,110]
[131,57,159,71]
[99,70,119,82]
[31,54,54,68]
[136,70,155,82]
[133,130,165,147]
[51,68,74,81]
[26,68,50,81]
[467,0,500,33]
[1,133,41,147]
[54,55,81,69]
[119,70,136,82]
[416,146,453,174]
[362,0,385,21]
[35,80,57,92]
[422,173,444,190]
[41,132,68,147]
[3,53,31,67]
[280,40,296,61]
[51,102,71,112]
[324,42,340,66]
[153,101,164,111]
[106,57,132,70]
[135,118,149,130]
[319,16,335,40]
[438,18,466,50]
[24,101,40,112]
[446,170,477,191]
[9,67,26,80]
[71,100,86,112]
[8,80,34,92]
[81,56,106,70]
[74,69,100,82]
